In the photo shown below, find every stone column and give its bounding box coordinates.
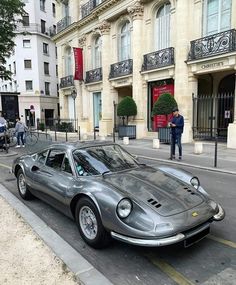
[98,20,113,136]
[128,1,146,138]
[174,0,192,143]
[227,73,236,149]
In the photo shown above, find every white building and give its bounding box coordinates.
[0,0,59,127]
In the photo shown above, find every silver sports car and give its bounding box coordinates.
[12,142,225,248]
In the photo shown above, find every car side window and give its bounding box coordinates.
[37,150,48,164]
[61,155,73,174]
[46,150,65,170]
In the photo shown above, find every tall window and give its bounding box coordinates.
[44,62,49,75]
[93,36,102,68]
[52,3,56,17]
[43,42,49,54]
[119,22,131,61]
[24,60,32,69]
[40,0,46,11]
[155,3,171,50]
[22,14,29,26]
[23,39,31,48]
[41,19,46,33]
[62,2,69,17]
[65,46,72,76]
[203,0,232,36]
[45,82,50,95]
[25,80,33,91]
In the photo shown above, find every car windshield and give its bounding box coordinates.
[73,144,138,176]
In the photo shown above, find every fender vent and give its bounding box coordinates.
[147,198,161,208]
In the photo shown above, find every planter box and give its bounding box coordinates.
[118,125,136,139]
[158,127,171,143]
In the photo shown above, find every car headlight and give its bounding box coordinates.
[117,198,132,219]
[190,176,200,189]
[208,200,219,211]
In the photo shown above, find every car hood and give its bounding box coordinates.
[104,166,205,217]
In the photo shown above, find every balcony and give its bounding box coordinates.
[15,23,51,36]
[142,47,175,72]
[109,59,133,79]
[60,75,74,89]
[81,0,104,19]
[56,16,71,33]
[188,29,236,61]
[85,67,102,83]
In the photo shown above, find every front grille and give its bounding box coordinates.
[147,198,161,209]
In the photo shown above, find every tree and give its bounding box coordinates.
[152,93,177,126]
[117,96,137,125]
[0,0,25,80]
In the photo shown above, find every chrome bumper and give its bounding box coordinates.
[213,204,225,221]
[111,222,211,247]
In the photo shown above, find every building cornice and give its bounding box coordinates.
[53,0,122,42]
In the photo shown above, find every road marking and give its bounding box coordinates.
[147,256,195,285]
[0,163,11,170]
[208,235,236,249]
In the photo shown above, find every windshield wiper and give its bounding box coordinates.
[102,171,111,178]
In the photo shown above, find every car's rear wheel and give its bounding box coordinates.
[75,197,111,249]
[17,169,34,200]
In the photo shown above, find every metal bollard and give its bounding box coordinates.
[113,127,116,143]
[65,129,68,142]
[94,128,96,140]
[78,126,81,140]
[54,129,57,141]
[214,133,218,168]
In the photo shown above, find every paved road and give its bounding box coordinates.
[0,152,236,285]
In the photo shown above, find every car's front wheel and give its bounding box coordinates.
[75,197,111,249]
[17,169,34,200]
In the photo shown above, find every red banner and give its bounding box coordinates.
[152,83,174,130]
[73,47,83,81]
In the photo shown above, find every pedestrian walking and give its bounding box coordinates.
[0,111,7,134]
[15,117,27,148]
[169,107,184,160]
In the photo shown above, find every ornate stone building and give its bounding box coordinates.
[53,0,236,148]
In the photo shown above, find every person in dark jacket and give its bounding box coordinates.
[169,107,184,160]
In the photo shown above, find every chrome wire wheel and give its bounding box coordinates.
[79,206,98,240]
[18,173,26,195]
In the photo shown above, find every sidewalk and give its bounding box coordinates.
[118,138,236,174]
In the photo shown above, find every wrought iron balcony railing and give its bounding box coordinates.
[109,59,133,79]
[85,67,102,83]
[15,23,51,36]
[142,47,175,71]
[189,29,236,61]
[60,75,74,89]
[56,16,71,33]
[81,0,104,18]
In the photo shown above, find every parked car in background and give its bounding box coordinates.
[12,142,225,248]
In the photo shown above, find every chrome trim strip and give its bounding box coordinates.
[110,232,185,247]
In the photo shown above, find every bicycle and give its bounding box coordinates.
[25,130,38,146]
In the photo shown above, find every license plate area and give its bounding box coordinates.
[184,227,210,247]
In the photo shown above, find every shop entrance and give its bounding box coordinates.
[193,73,235,141]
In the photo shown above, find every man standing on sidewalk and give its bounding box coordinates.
[169,107,184,160]
[15,117,27,148]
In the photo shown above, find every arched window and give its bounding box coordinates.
[155,3,171,50]
[65,46,72,76]
[203,0,232,36]
[119,21,131,61]
[93,36,102,69]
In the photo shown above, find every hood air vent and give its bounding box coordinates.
[147,198,161,208]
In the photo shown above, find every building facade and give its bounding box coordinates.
[53,0,236,148]
[0,0,59,127]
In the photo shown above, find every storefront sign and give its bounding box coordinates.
[73,48,83,81]
[152,83,174,130]
[201,62,224,69]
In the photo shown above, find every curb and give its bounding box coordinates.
[0,184,113,285]
[137,155,236,176]
[0,151,18,157]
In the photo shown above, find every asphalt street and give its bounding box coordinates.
[0,150,236,285]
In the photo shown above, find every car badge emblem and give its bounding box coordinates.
[192,212,198,217]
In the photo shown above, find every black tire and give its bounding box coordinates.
[17,169,34,200]
[75,197,111,249]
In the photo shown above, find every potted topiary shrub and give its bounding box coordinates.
[117,96,137,139]
[152,93,177,143]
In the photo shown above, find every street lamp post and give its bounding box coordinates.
[71,87,77,132]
